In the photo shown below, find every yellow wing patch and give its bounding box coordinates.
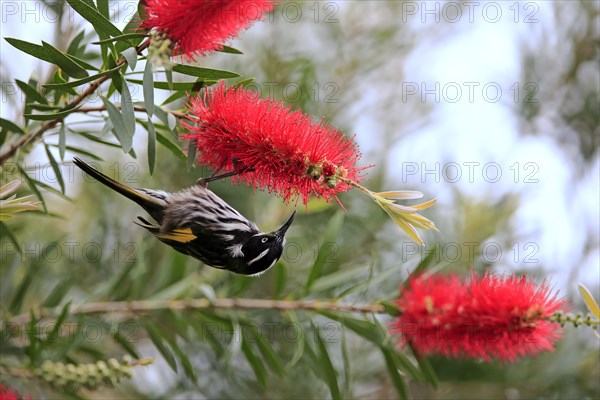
[155,228,197,243]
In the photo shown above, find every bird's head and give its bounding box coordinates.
[239,211,296,276]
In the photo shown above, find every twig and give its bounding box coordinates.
[0,39,151,165]
[4,298,388,326]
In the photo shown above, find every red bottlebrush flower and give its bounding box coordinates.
[390,272,567,363]
[183,83,367,204]
[142,0,275,59]
[0,384,29,400]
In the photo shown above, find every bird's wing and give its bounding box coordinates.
[134,216,197,243]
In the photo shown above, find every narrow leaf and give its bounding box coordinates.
[4,38,53,63]
[171,64,240,79]
[313,326,341,400]
[15,80,48,104]
[92,33,148,45]
[65,0,122,37]
[100,96,131,152]
[147,119,156,175]
[0,221,22,254]
[122,47,138,71]
[0,118,24,134]
[126,78,205,91]
[17,164,46,212]
[143,321,178,372]
[46,301,72,344]
[381,347,409,400]
[44,144,65,193]
[187,138,197,170]
[42,280,73,307]
[58,123,66,161]
[219,45,243,54]
[42,41,88,79]
[241,337,267,388]
[120,80,136,137]
[43,65,121,89]
[143,61,155,116]
[23,107,80,121]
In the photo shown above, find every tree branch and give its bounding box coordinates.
[4,298,388,326]
[0,39,151,166]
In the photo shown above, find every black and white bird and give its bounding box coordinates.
[73,158,295,276]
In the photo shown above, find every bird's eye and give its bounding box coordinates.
[261,237,268,243]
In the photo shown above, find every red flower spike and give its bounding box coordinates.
[142,0,275,59]
[391,272,567,363]
[0,384,29,400]
[183,83,368,204]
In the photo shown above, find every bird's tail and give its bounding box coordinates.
[73,157,165,220]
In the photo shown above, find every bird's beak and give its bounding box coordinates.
[275,211,296,241]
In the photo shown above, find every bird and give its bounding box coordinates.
[73,157,295,276]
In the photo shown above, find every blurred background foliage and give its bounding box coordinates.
[1,0,598,399]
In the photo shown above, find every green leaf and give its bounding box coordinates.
[15,80,48,104]
[25,104,62,111]
[97,0,109,17]
[122,47,138,71]
[165,68,173,90]
[58,123,66,161]
[66,30,86,55]
[42,279,73,307]
[147,119,156,175]
[249,324,285,377]
[410,344,439,388]
[241,337,267,388]
[60,145,103,161]
[100,96,132,152]
[341,329,352,399]
[143,320,178,372]
[92,33,148,45]
[46,301,72,344]
[319,312,386,346]
[65,0,122,37]
[17,164,46,212]
[171,64,240,79]
[311,265,367,293]
[112,328,141,359]
[219,45,243,54]
[0,118,24,134]
[285,311,305,368]
[155,130,184,159]
[10,258,41,313]
[143,61,155,116]
[4,38,54,63]
[187,138,197,170]
[167,113,177,131]
[381,347,409,400]
[164,333,197,381]
[274,261,287,298]
[305,211,345,292]
[44,144,65,193]
[120,80,136,138]
[0,222,22,254]
[43,65,121,89]
[160,91,187,106]
[126,78,206,91]
[312,325,341,400]
[578,283,600,319]
[42,41,88,79]
[23,106,81,121]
